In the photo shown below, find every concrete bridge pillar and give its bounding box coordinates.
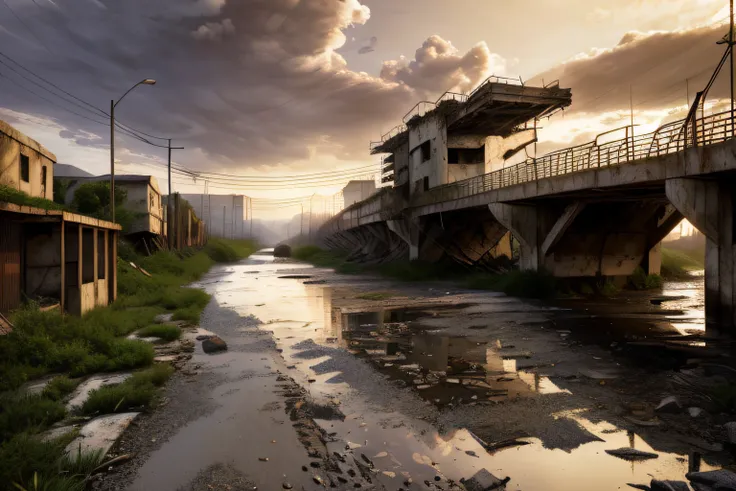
[666,177,735,334]
[387,219,420,260]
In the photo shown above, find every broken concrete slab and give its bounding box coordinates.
[65,413,140,459]
[579,369,620,380]
[655,396,682,414]
[66,373,131,411]
[155,313,174,324]
[41,425,77,442]
[460,468,508,491]
[21,375,56,396]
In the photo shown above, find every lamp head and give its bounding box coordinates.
[142,79,156,85]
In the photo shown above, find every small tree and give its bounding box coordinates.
[72,181,127,217]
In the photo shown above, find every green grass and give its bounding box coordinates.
[0,184,65,211]
[80,365,173,415]
[42,376,80,402]
[661,247,705,279]
[466,270,558,299]
[356,292,394,301]
[136,324,181,341]
[628,267,664,290]
[0,238,256,489]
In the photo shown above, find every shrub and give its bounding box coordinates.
[136,324,181,341]
[0,434,70,489]
[42,376,80,402]
[80,365,172,415]
[629,267,664,290]
[466,270,558,299]
[293,245,323,261]
[0,184,65,211]
[172,306,203,324]
[0,393,66,441]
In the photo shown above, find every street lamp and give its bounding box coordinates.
[110,78,156,222]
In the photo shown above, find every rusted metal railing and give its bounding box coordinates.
[413,110,735,206]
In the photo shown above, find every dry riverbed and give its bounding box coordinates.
[93,251,735,491]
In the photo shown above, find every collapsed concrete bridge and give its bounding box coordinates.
[317,76,736,334]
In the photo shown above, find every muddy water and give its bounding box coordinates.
[132,250,719,490]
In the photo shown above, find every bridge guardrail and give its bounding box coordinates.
[412,110,735,206]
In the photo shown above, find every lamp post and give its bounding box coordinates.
[110,78,156,223]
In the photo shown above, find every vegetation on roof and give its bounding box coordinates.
[0,184,66,211]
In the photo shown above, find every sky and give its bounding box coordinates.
[0,0,732,218]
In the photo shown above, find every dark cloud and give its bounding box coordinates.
[0,0,494,172]
[358,36,377,54]
[532,22,731,115]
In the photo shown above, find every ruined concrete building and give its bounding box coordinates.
[0,120,121,317]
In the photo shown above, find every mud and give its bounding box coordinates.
[95,251,734,491]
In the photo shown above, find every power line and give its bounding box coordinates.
[0,0,52,54]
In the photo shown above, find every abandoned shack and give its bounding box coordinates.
[0,203,121,316]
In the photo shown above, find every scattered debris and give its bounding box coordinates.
[724,422,736,445]
[688,407,703,418]
[686,469,736,489]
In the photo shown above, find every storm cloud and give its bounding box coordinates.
[0,0,495,172]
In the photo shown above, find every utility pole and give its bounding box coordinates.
[166,139,184,249]
[300,203,304,237]
[308,194,314,240]
[222,206,226,238]
[731,0,734,136]
[110,100,115,222]
[249,197,253,238]
[686,78,690,107]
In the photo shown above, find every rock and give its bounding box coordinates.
[258,457,269,462]
[724,422,736,444]
[273,244,292,258]
[313,475,323,485]
[283,483,293,490]
[650,480,691,491]
[605,448,659,461]
[155,313,174,323]
[310,462,320,468]
[460,469,507,491]
[202,336,228,354]
[446,378,460,384]
[688,407,703,418]
[686,469,736,489]
[195,335,212,341]
[302,466,308,472]
[655,396,682,414]
[678,436,723,452]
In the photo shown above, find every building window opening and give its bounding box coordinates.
[423,176,430,191]
[448,147,484,164]
[420,141,431,162]
[98,231,106,280]
[20,154,30,182]
[41,166,47,196]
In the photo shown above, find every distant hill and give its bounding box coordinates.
[54,163,93,178]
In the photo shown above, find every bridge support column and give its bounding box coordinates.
[489,201,584,271]
[666,177,735,334]
[388,219,420,260]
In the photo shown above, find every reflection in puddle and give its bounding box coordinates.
[200,251,718,491]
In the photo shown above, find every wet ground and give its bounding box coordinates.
[97,251,734,491]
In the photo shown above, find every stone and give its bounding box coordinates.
[686,469,736,489]
[155,313,174,324]
[605,448,659,461]
[650,480,691,491]
[460,469,506,491]
[688,407,703,418]
[283,483,293,490]
[655,396,682,414]
[195,335,212,341]
[273,245,292,258]
[202,336,228,354]
[724,421,736,444]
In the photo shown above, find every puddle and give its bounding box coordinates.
[139,250,720,490]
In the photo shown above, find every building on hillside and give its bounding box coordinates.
[54,163,93,178]
[64,175,165,239]
[179,193,247,239]
[0,119,55,200]
[0,203,121,317]
[342,180,376,207]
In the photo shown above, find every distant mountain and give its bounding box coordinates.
[54,163,93,178]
